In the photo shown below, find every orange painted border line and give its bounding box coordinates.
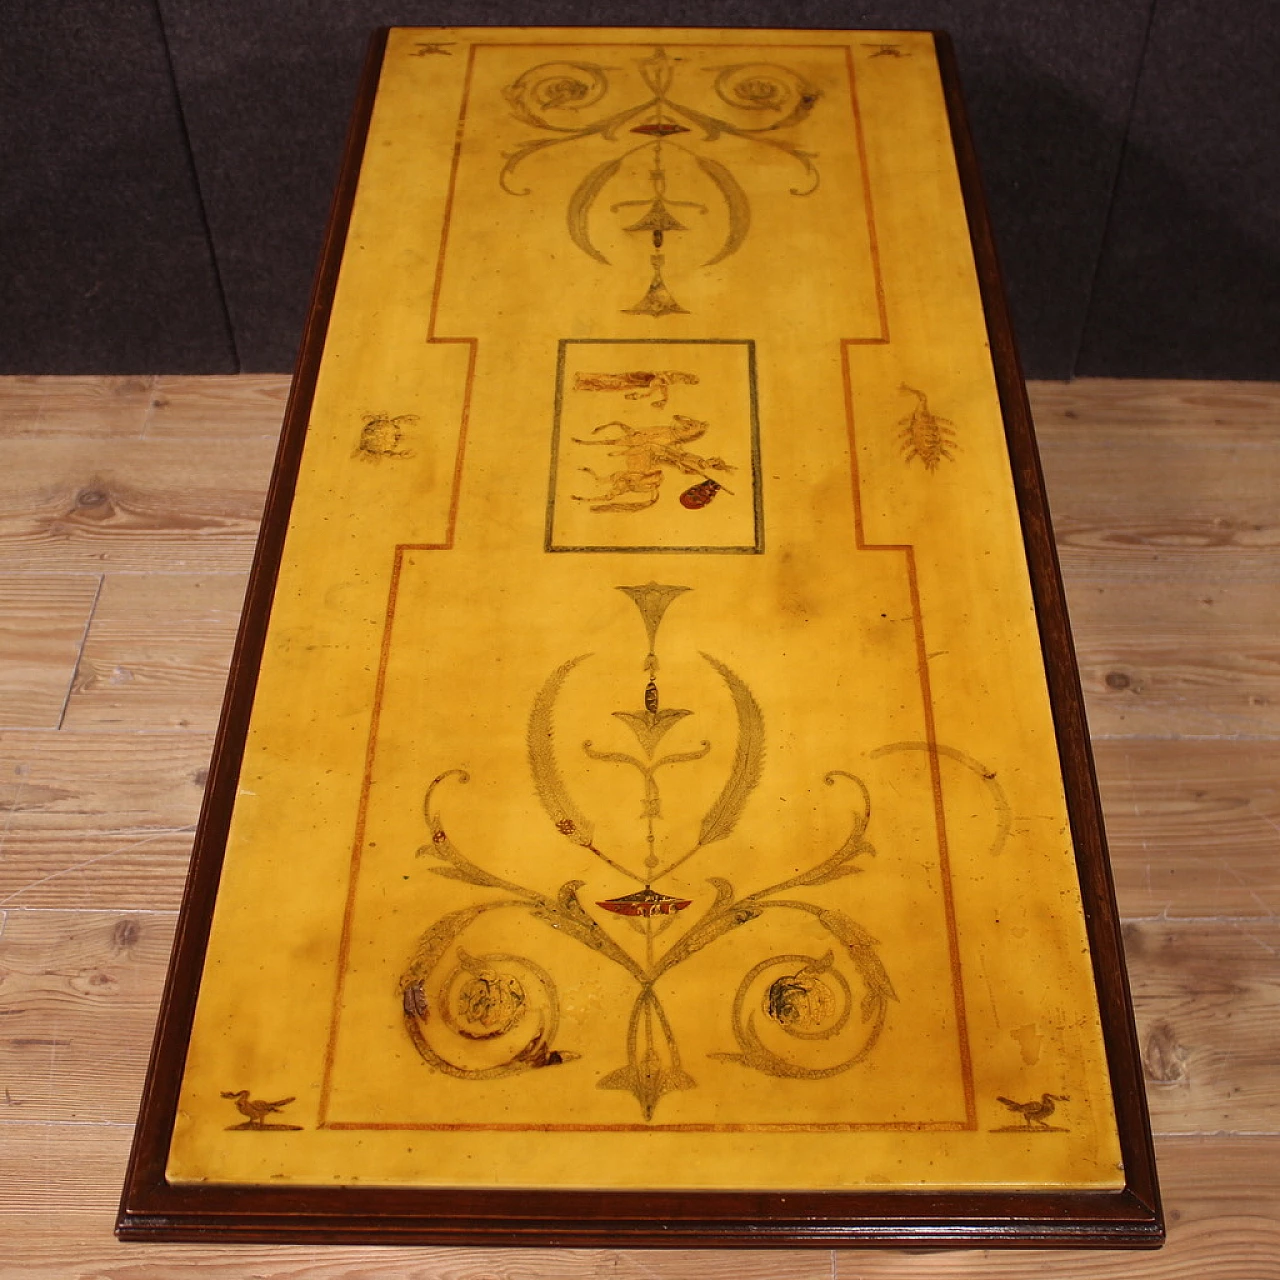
[319,47,480,1122]
[423,41,481,548]
[845,46,890,343]
[323,374,978,1134]
[322,38,967,1134]
[841,338,977,1131]
[325,1120,970,1133]
[464,41,891,49]
[317,546,409,1123]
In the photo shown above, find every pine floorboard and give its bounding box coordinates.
[1,375,1277,1276]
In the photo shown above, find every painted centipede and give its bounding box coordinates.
[898,384,958,470]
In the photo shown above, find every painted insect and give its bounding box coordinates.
[898,384,958,470]
[679,478,723,508]
[355,413,416,461]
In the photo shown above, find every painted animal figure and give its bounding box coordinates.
[679,477,724,508]
[898,384,958,470]
[221,1089,296,1129]
[573,370,699,409]
[572,415,734,512]
[996,1092,1070,1129]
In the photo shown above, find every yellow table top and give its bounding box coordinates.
[166,27,1123,1195]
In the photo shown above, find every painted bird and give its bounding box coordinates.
[221,1089,295,1128]
[996,1092,1070,1129]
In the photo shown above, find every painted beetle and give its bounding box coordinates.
[679,477,723,509]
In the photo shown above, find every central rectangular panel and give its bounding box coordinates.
[547,338,763,553]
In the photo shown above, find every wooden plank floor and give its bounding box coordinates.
[1,375,1277,1276]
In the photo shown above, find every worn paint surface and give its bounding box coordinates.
[167,27,1121,1192]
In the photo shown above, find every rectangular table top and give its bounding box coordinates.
[119,26,1160,1247]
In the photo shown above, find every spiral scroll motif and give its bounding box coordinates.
[717,934,889,1079]
[712,62,821,131]
[761,954,852,1041]
[402,931,574,1080]
[502,61,612,131]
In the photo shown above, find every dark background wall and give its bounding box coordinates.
[2,0,1276,380]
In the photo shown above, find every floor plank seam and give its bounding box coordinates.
[1092,734,1280,743]
[1121,914,1280,924]
[1,906,180,917]
[1156,1130,1280,1139]
[0,728,218,736]
[0,1119,136,1129]
[74,570,251,578]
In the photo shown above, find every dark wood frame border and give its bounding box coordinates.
[117,28,1163,1249]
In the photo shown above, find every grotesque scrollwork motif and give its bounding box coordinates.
[401,584,895,1120]
[501,48,822,314]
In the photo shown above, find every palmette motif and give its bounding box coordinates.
[400,583,896,1120]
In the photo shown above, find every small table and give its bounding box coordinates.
[118,26,1161,1248]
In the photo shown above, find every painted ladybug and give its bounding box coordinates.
[679,478,722,509]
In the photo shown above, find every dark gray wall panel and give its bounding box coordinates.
[0,0,235,374]
[155,1,388,373]
[1077,0,1279,379]
[159,1,437,374]
[846,1,1154,379]
[161,1,1151,377]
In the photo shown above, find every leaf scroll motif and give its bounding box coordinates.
[527,654,598,852]
[419,770,526,892]
[694,156,750,266]
[695,651,764,848]
[567,158,624,264]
